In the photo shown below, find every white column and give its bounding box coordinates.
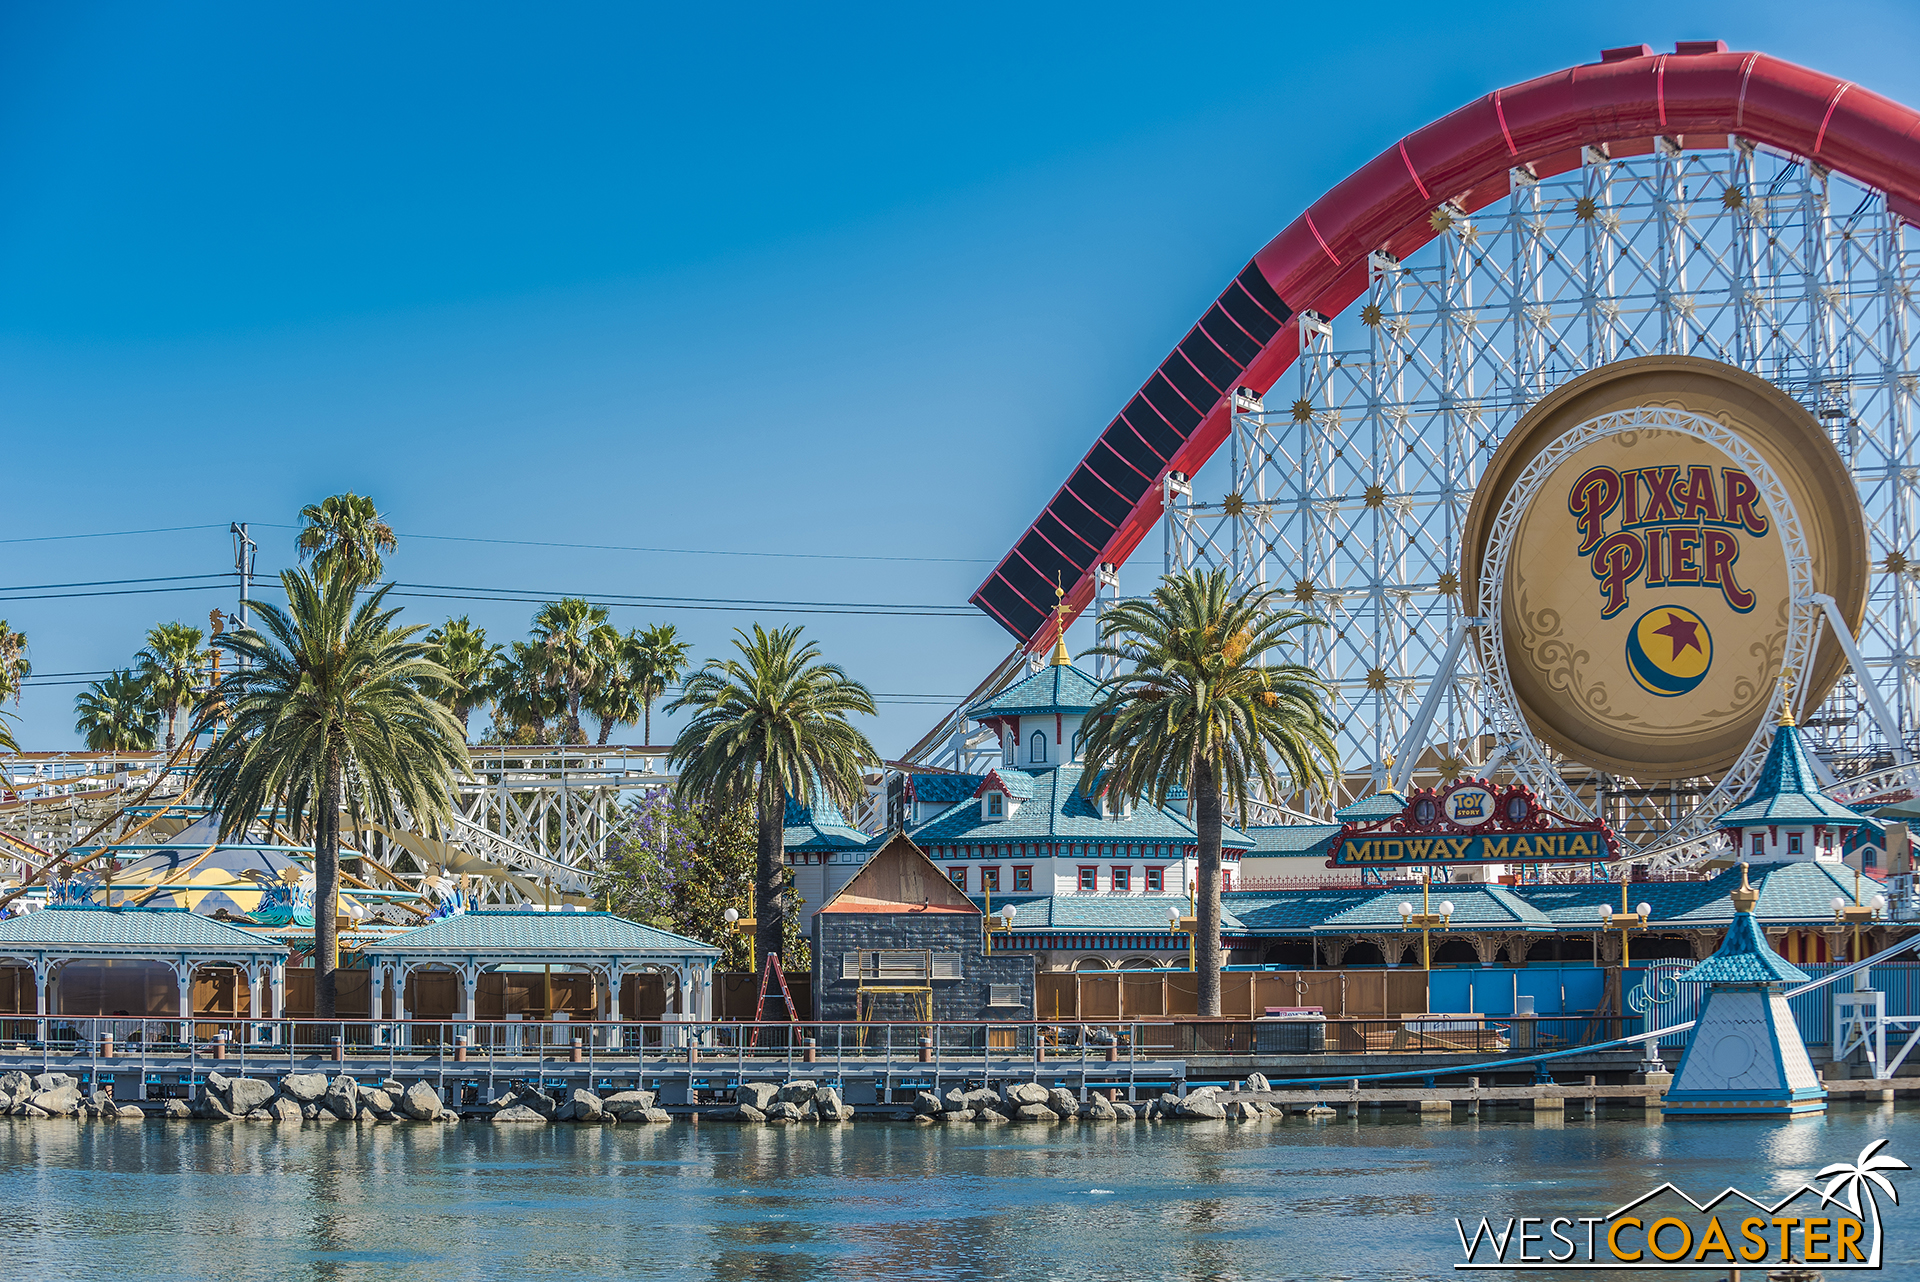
[270,962,285,1021]
[176,963,193,1043]
[460,964,479,1024]
[32,957,50,1042]
[249,961,264,1022]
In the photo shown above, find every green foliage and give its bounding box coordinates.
[630,622,690,743]
[0,621,27,705]
[668,624,877,970]
[74,669,159,751]
[296,492,397,586]
[529,597,619,744]
[135,621,207,752]
[425,616,504,738]
[484,639,564,744]
[193,566,469,1015]
[598,791,810,973]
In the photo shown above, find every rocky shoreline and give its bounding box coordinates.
[1,1068,1321,1126]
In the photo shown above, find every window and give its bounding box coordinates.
[986,792,1004,818]
[1002,733,1014,766]
[1111,866,1130,892]
[988,984,1022,1007]
[1030,730,1047,764]
[981,867,1000,892]
[1145,866,1164,893]
[1071,730,1084,759]
[1866,845,1879,868]
[1221,869,1233,892]
[1078,866,1097,891]
[1013,866,1032,892]
[1788,832,1802,855]
[1753,832,1765,856]
[949,867,968,890]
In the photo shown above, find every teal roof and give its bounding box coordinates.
[1677,911,1809,984]
[1513,860,1868,926]
[907,764,1252,850]
[1335,790,1406,821]
[1226,885,1553,934]
[0,905,286,951]
[783,791,871,852]
[1718,721,1864,827]
[968,662,1103,718]
[1245,824,1342,856]
[988,895,1244,933]
[377,910,720,956]
[908,773,986,805]
[984,769,1038,800]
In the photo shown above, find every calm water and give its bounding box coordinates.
[5,1106,1920,1281]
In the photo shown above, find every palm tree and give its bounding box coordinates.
[1080,568,1340,1016]
[632,622,691,744]
[193,568,468,1017]
[74,670,159,751]
[135,622,207,753]
[1819,1138,1910,1264]
[0,621,29,705]
[425,616,503,740]
[583,630,643,746]
[668,625,878,970]
[487,641,563,743]
[296,492,397,587]
[529,598,618,744]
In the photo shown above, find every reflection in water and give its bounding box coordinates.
[1,1107,1915,1281]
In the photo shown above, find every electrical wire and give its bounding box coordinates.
[252,523,992,565]
[382,581,975,617]
[0,524,229,546]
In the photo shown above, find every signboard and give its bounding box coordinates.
[1330,778,1616,867]
[1460,357,1869,778]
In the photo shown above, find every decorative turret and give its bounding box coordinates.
[1715,673,1865,863]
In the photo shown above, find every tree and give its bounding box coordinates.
[631,622,690,744]
[485,640,563,744]
[135,622,207,753]
[599,791,810,973]
[1080,568,1339,1016]
[74,670,159,751]
[529,598,618,744]
[0,621,29,705]
[668,624,877,971]
[425,616,503,739]
[296,492,397,586]
[583,630,643,746]
[193,567,468,1017]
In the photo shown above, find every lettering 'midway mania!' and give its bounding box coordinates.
[1568,464,1768,618]
[1333,832,1607,866]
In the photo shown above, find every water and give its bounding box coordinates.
[5,1107,1920,1281]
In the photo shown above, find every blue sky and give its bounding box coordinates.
[4,1,1918,754]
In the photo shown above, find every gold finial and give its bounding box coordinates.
[1778,670,1796,726]
[1730,860,1757,913]
[1050,575,1071,667]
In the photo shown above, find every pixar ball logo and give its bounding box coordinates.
[1626,605,1712,697]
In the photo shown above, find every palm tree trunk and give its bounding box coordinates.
[597,717,613,746]
[1193,756,1223,1017]
[164,702,177,753]
[756,775,786,977]
[315,750,342,1019]
[642,700,652,745]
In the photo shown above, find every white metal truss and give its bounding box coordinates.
[1167,139,1920,851]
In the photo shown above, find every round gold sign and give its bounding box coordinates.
[1460,357,1868,779]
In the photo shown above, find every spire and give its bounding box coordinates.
[1730,860,1757,914]
[1778,668,1796,726]
[1050,576,1071,667]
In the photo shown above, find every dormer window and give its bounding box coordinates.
[986,792,1005,820]
[1788,832,1802,855]
[1753,832,1765,857]
[1029,731,1046,765]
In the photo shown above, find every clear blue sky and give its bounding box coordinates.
[3,1,1917,755]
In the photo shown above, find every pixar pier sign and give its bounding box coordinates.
[1569,463,1767,619]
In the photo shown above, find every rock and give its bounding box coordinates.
[911,1114,937,1125]
[401,1081,443,1121]
[301,1103,320,1121]
[1082,1096,1116,1120]
[776,1080,818,1106]
[32,1071,74,1093]
[1176,1098,1227,1120]
[1047,1088,1079,1119]
[21,1103,50,1117]
[364,1089,395,1116]
[602,1090,655,1114]
[29,1083,82,1117]
[491,1104,547,1123]
[268,1097,304,1123]
[975,1109,1008,1125]
[943,1087,971,1111]
[1112,1101,1137,1120]
[1002,1082,1051,1107]
[224,1077,274,1114]
[731,1103,766,1123]
[638,1109,671,1124]
[205,1070,231,1094]
[85,1089,114,1113]
[323,1075,359,1120]
[280,1073,329,1104]
[108,1101,146,1120]
[1304,1104,1337,1118]
[162,1099,193,1119]
[814,1088,853,1122]
[1244,1072,1270,1093]
[1225,1100,1262,1122]
[1185,1086,1220,1102]
[556,1088,604,1123]
[913,1091,945,1116]
[246,1108,274,1121]
[735,1082,779,1111]
[196,1089,234,1120]
[0,1070,30,1096]
[379,1078,405,1096]
[938,1109,975,1123]
[764,1101,802,1123]
[1014,1103,1059,1123]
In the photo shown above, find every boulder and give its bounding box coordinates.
[943,1087,971,1111]
[0,1070,31,1097]
[1244,1072,1270,1093]
[911,1113,937,1125]
[196,1089,234,1120]
[21,1103,50,1118]
[226,1077,275,1115]
[30,1083,83,1117]
[280,1072,329,1104]
[731,1103,766,1123]
[492,1104,547,1123]
[1046,1088,1079,1119]
[245,1108,274,1121]
[764,1101,802,1123]
[602,1090,655,1114]
[1001,1082,1050,1107]
[301,1103,320,1121]
[1303,1104,1337,1118]
[1185,1086,1220,1102]
[1111,1101,1137,1121]
[85,1089,114,1114]
[1013,1103,1059,1123]
[637,1109,671,1124]
[1225,1100,1262,1122]
[938,1109,975,1124]
[323,1075,359,1120]
[913,1091,945,1116]
[777,1080,818,1106]
[109,1101,146,1120]
[32,1071,74,1094]
[1081,1096,1116,1120]
[1176,1098,1227,1120]
[556,1089,604,1123]
[268,1097,304,1123]
[401,1081,443,1121]
[162,1099,193,1119]
[491,1088,555,1118]
[363,1089,395,1116]
[814,1087,853,1122]
[735,1082,779,1111]
[975,1108,1008,1125]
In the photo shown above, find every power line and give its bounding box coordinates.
[0,573,235,593]
[381,581,978,618]
[252,523,992,565]
[0,524,229,546]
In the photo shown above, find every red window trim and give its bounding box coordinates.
[949,867,968,890]
[1145,866,1165,891]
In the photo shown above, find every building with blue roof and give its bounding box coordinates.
[1715,704,1867,863]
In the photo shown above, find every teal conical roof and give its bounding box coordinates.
[968,662,1102,718]
[1675,909,1809,985]
[1717,719,1863,829]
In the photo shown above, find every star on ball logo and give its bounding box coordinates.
[1453,1140,1907,1270]
[1625,604,1712,697]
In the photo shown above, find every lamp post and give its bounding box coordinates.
[1167,903,1196,972]
[1830,868,1887,968]
[1598,873,1653,967]
[985,904,1015,954]
[1397,869,1454,970]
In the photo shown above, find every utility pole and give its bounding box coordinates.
[229,522,256,665]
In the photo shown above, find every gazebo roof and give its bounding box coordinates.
[370,910,719,958]
[0,905,286,956]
